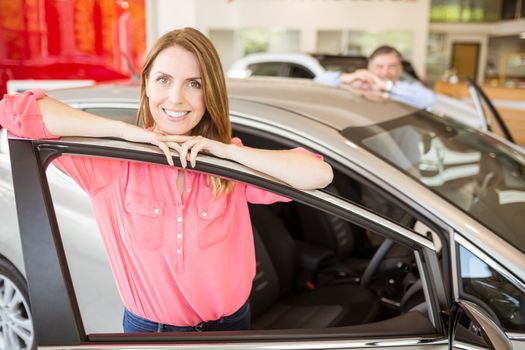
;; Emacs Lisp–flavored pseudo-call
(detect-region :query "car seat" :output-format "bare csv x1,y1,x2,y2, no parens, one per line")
248,204,379,329
296,174,415,281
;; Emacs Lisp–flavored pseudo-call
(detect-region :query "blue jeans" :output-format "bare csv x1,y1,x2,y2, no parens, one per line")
123,302,251,333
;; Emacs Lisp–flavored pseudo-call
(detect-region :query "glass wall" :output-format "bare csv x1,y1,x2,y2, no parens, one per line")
431,0,525,22
238,28,300,56
501,0,518,19
426,33,449,87
346,31,413,59
316,30,413,58
210,28,300,71
486,35,525,86
430,0,500,22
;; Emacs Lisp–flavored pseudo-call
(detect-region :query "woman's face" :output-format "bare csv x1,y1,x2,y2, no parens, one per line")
146,45,206,135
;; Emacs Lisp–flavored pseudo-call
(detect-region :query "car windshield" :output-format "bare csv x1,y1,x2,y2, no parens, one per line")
343,111,525,254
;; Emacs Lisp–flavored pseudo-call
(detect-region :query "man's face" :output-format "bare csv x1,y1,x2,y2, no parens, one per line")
368,52,403,81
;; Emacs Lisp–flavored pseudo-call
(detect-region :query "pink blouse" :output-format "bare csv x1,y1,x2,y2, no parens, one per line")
0,89,296,326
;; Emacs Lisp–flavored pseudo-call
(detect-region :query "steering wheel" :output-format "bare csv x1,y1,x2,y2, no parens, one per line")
360,238,394,287
360,213,415,288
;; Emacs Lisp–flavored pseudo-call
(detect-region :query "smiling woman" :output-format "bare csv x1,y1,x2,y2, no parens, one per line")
0,27,332,335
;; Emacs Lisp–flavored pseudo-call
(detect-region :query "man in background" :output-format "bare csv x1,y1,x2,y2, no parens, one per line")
315,45,436,109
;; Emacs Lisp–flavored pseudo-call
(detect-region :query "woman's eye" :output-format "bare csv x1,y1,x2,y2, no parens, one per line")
188,80,202,89
157,76,169,85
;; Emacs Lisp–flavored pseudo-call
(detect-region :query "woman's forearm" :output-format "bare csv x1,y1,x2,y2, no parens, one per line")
38,96,128,138
224,145,333,190
38,96,157,145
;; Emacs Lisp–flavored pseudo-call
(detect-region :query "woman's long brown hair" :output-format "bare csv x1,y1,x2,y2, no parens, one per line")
137,28,233,198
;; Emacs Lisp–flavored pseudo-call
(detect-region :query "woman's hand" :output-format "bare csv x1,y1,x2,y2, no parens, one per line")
155,135,230,168
119,124,182,166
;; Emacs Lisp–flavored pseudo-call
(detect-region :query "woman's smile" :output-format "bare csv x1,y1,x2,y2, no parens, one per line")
162,108,191,121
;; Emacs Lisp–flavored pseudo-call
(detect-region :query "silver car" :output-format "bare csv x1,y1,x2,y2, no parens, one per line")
0,78,524,349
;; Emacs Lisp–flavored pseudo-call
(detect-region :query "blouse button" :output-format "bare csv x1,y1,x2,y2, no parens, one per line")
176,248,182,254
153,208,160,215
187,187,192,192
177,233,183,239
202,211,208,217
177,217,183,223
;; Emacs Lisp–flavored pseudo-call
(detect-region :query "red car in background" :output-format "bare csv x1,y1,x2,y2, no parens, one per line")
0,0,146,95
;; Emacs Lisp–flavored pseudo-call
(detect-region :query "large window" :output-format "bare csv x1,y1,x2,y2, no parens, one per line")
316,30,413,58
430,0,500,22
426,32,448,87
346,31,413,59
238,28,300,56
431,0,525,22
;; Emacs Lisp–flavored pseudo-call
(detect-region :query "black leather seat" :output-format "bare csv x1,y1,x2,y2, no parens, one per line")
296,182,371,276
297,179,414,278
248,204,379,330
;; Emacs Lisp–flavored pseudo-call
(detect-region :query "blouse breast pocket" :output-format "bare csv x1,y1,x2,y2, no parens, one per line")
196,195,229,249
124,192,167,250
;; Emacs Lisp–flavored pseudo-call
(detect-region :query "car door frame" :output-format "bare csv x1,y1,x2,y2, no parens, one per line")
9,136,452,349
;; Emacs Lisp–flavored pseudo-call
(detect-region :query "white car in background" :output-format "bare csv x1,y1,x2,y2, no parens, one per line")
226,52,421,81
227,52,327,79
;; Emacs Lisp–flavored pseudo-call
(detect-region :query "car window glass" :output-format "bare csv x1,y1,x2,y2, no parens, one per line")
233,127,444,250
459,244,525,332
43,154,435,338
247,62,284,77
0,127,8,155
344,112,525,255
289,64,315,79
46,159,123,333
83,108,137,124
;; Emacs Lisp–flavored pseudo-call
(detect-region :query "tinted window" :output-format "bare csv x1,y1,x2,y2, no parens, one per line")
344,112,525,254
248,63,284,77
289,64,315,79
459,245,525,331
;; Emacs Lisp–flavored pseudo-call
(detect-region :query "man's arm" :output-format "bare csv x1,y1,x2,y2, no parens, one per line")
313,71,343,86
388,81,436,109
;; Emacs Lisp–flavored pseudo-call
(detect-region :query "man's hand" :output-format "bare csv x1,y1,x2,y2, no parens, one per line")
340,69,388,91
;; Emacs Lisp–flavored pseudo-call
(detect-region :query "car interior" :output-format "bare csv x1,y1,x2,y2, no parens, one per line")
232,128,442,332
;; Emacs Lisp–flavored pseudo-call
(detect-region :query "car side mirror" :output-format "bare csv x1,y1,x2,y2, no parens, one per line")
449,299,512,350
